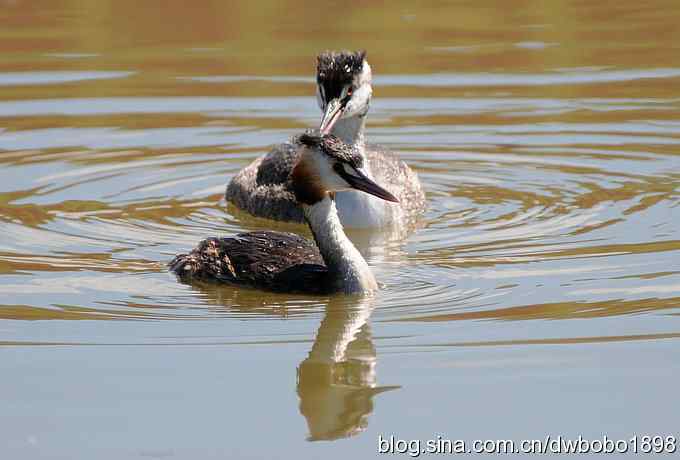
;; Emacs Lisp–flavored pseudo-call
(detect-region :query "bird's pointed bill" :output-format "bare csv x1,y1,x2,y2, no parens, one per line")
319,98,345,135
341,167,399,203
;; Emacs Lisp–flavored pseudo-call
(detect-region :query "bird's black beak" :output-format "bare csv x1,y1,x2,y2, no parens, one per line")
319,97,346,135
335,164,399,203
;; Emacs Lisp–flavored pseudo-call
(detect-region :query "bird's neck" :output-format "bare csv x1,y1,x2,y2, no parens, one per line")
303,195,377,294
330,113,366,151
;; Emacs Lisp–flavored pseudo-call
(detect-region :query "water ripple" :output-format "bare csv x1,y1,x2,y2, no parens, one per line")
0,94,678,328
0,71,134,86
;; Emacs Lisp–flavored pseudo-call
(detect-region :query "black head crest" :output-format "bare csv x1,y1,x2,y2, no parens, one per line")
298,133,363,169
316,50,366,102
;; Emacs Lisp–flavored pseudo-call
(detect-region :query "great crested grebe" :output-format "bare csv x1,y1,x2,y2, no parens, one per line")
171,133,398,294
226,50,425,229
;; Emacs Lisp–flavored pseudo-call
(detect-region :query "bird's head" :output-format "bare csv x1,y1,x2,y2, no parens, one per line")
292,133,397,206
315,50,372,135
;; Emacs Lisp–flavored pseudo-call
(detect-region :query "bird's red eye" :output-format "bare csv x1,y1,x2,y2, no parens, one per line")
347,87,353,96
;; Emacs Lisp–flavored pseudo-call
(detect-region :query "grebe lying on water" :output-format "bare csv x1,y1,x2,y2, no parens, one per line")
171,134,398,294
226,50,425,229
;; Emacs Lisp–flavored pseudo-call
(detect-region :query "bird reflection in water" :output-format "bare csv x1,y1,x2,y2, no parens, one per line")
297,296,399,441
177,283,399,441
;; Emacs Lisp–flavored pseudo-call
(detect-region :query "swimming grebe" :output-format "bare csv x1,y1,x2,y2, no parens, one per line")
171,133,398,294
226,50,425,229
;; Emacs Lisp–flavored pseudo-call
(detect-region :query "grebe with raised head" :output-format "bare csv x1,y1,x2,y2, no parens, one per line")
171,134,398,294
226,50,425,229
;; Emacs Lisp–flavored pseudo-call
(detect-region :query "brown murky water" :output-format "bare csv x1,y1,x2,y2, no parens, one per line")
1,1,679,458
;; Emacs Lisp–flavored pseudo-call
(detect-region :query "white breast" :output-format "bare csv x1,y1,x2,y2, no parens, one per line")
335,190,389,228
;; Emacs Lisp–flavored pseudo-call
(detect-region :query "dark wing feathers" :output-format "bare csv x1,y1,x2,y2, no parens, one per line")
255,141,301,186
170,231,330,293
271,263,329,293
225,141,305,223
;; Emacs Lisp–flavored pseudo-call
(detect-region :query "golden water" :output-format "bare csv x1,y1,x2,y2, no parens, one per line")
1,1,679,458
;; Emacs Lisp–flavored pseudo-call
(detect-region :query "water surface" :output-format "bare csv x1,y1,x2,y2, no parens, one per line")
1,1,679,458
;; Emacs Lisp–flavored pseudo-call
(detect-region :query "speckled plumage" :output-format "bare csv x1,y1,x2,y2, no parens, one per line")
169,231,333,293
226,140,426,225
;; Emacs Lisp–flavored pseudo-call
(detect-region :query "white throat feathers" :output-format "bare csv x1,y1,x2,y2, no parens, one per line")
331,114,367,148
303,195,377,294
